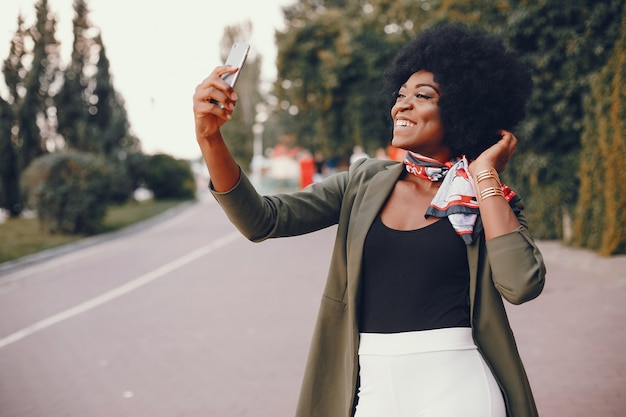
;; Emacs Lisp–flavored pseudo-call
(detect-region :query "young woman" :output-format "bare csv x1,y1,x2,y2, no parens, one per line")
192,22,546,417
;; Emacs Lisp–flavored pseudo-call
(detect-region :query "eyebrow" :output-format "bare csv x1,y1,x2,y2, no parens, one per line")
401,83,441,95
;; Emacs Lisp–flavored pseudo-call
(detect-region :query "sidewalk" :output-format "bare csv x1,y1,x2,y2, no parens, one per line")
506,241,626,417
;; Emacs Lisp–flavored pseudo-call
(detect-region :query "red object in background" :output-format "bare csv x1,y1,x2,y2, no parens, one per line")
300,155,315,188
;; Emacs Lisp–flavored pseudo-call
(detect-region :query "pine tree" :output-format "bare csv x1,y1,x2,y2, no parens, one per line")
90,34,140,158
1,14,27,216
2,14,27,106
17,0,60,169
55,0,92,151
0,96,20,216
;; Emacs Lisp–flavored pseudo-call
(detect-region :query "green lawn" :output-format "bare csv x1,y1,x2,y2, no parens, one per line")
0,199,189,264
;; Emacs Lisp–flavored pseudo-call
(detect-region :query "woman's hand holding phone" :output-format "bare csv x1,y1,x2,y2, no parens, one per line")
193,67,238,140
193,43,250,140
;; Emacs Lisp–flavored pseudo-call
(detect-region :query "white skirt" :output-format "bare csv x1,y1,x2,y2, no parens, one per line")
355,328,506,417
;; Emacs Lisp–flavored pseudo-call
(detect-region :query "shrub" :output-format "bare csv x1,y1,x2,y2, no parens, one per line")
143,153,196,200
21,150,112,234
107,152,149,204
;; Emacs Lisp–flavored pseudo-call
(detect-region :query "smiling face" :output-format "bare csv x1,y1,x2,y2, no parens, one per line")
391,70,451,162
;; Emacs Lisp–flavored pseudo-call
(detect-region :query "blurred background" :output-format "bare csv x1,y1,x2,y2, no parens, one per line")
0,2,624,417
0,0,624,261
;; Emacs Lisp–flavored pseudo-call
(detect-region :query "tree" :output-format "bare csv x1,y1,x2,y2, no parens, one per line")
1,14,27,217
273,0,442,160
402,0,624,248
2,14,27,106
55,0,92,151
90,34,140,159
0,96,20,216
16,0,60,169
573,11,626,255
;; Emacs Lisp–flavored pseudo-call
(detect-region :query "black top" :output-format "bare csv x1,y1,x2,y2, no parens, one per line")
359,216,471,333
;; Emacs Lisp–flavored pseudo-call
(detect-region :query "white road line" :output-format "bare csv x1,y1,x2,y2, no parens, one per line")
0,231,241,349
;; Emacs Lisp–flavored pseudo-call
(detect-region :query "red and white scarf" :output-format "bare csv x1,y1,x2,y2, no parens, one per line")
403,151,518,244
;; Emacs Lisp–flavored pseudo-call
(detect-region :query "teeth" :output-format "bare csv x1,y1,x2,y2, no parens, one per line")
396,119,415,127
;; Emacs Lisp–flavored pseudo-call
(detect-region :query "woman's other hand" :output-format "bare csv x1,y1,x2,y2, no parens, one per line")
470,130,518,175
193,66,239,142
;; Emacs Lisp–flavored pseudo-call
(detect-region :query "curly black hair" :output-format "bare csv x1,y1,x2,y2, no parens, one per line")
382,22,533,160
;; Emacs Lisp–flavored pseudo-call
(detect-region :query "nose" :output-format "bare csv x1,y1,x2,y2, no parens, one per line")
392,95,413,117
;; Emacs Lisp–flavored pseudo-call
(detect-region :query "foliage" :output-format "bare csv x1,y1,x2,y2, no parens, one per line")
0,0,61,217
273,0,450,160
1,0,146,222
108,151,149,204
573,13,626,255
4,0,60,189
0,96,20,216
55,0,91,151
143,154,196,200
89,34,141,159
272,0,625,252
20,150,112,234
495,0,623,239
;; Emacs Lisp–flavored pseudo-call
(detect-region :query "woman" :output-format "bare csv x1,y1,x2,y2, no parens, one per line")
193,22,546,417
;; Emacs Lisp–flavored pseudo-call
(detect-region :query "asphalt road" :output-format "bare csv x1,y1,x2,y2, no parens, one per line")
0,192,624,417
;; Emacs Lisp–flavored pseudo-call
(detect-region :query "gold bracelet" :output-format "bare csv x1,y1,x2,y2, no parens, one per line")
480,186,505,201
475,168,501,187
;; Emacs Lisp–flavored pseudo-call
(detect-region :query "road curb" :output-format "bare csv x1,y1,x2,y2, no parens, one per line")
0,200,197,277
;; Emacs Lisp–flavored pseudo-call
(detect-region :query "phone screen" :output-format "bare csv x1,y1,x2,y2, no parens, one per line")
222,42,250,88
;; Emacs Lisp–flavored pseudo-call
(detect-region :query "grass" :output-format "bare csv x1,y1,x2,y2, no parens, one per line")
0,199,188,264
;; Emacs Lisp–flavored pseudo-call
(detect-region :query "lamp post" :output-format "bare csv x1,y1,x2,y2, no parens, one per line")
250,122,265,187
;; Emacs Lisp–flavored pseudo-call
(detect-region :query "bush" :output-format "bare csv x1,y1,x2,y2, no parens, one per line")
107,152,149,204
143,153,196,200
21,150,112,234
573,15,626,255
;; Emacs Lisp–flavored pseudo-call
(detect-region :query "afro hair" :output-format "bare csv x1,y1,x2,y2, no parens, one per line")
382,22,533,160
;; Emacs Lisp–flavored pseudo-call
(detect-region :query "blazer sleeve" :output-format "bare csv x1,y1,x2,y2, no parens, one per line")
210,167,348,242
484,208,547,305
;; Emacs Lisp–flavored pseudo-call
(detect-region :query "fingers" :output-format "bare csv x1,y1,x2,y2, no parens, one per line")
192,67,241,139
497,129,518,158
193,66,239,115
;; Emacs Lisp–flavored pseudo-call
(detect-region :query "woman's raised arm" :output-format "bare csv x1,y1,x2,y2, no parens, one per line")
193,66,241,192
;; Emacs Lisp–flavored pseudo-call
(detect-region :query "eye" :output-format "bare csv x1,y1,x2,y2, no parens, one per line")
415,93,432,100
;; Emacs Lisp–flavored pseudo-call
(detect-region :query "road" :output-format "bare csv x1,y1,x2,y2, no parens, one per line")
0,192,624,417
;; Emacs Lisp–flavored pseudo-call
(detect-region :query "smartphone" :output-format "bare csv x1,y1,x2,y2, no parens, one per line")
221,42,250,88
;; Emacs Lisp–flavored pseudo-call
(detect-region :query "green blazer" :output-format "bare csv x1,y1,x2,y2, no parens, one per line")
211,158,546,417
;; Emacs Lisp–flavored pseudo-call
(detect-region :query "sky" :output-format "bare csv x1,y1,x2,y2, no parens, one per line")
0,0,296,160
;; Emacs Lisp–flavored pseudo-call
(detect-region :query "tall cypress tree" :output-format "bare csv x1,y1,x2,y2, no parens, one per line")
90,34,139,158
1,15,27,216
17,0,60,169
0,96,20,216
55,0,91,151
2,15,27,106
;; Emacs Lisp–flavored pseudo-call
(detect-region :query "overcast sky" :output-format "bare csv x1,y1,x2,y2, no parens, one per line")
0,0,295,159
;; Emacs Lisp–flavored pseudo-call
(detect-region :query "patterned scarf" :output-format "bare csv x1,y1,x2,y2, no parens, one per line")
403,151,518,244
